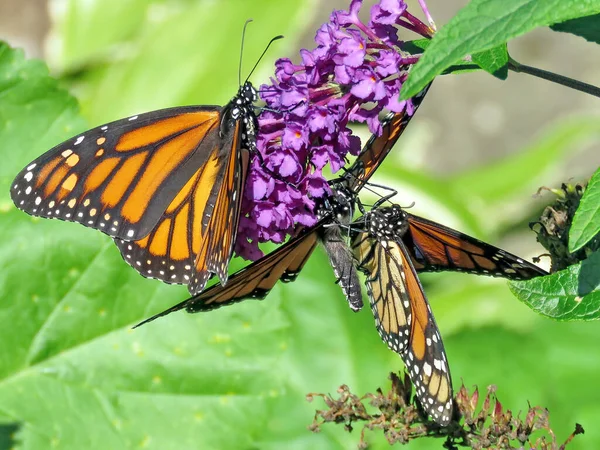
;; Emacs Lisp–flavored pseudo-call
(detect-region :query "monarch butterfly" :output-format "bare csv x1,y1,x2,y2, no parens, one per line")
134,84,432,325
11,90,256,295
350,204,453,424
9,27,291,296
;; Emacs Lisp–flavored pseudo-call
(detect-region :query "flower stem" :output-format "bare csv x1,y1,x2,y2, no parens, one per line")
417,0,437,32
508,57,600,99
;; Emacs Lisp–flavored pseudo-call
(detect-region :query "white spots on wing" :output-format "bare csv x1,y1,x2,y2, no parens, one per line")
26,163,37,171
127,229,135,238
25,186,32,195
74,136,85,145
101,125,108,131
128,115,138,121
24,172,33,182
34,196,42,205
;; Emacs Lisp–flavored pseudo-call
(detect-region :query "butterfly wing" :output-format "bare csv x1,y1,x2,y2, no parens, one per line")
404,213,548,280
134,222,323,327
352,211,453,425
113,118,249,292
12,105,250,294
11,106,222,240
342,83,431,192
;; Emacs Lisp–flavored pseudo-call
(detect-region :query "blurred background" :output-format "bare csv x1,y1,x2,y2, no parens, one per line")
0,0,599,449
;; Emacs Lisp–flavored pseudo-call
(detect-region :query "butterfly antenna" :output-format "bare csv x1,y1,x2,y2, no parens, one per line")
239,19,254,86
245,34,284,83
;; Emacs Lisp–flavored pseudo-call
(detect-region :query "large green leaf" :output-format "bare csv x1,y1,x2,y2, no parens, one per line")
401,0,600,99
509,251,600,320
0,43,85,208
569,166,600,252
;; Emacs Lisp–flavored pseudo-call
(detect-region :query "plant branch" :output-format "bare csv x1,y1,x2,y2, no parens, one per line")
508,57,600,99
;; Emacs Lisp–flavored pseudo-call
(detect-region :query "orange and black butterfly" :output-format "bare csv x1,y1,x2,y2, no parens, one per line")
351,204,453,424
10,82,260,295
134,84,432,325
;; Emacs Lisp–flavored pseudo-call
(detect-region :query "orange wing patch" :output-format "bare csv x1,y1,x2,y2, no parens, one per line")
113,148,221,286
113,121,247,294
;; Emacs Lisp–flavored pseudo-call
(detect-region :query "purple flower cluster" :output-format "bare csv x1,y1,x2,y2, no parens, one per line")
235,0,434,260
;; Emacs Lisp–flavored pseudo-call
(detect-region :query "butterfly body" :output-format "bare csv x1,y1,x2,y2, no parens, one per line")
11,81,259,295
316,184,363,311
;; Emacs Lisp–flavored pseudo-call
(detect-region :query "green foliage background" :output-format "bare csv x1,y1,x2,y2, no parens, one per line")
1,1,600,449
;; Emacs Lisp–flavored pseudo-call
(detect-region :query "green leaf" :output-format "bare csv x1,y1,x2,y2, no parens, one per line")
509,251,600,320
569,166,600,252
0,423,19,450
551,13,600,44
471,44,508,79
401,0,600,99
442,319,600,449
0,42,86,208
401,39,480,75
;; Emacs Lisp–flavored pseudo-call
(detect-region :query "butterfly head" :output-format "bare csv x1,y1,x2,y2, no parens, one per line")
316,185,355,226
368,205,409,240
238,81,258,105
223,81,259,148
